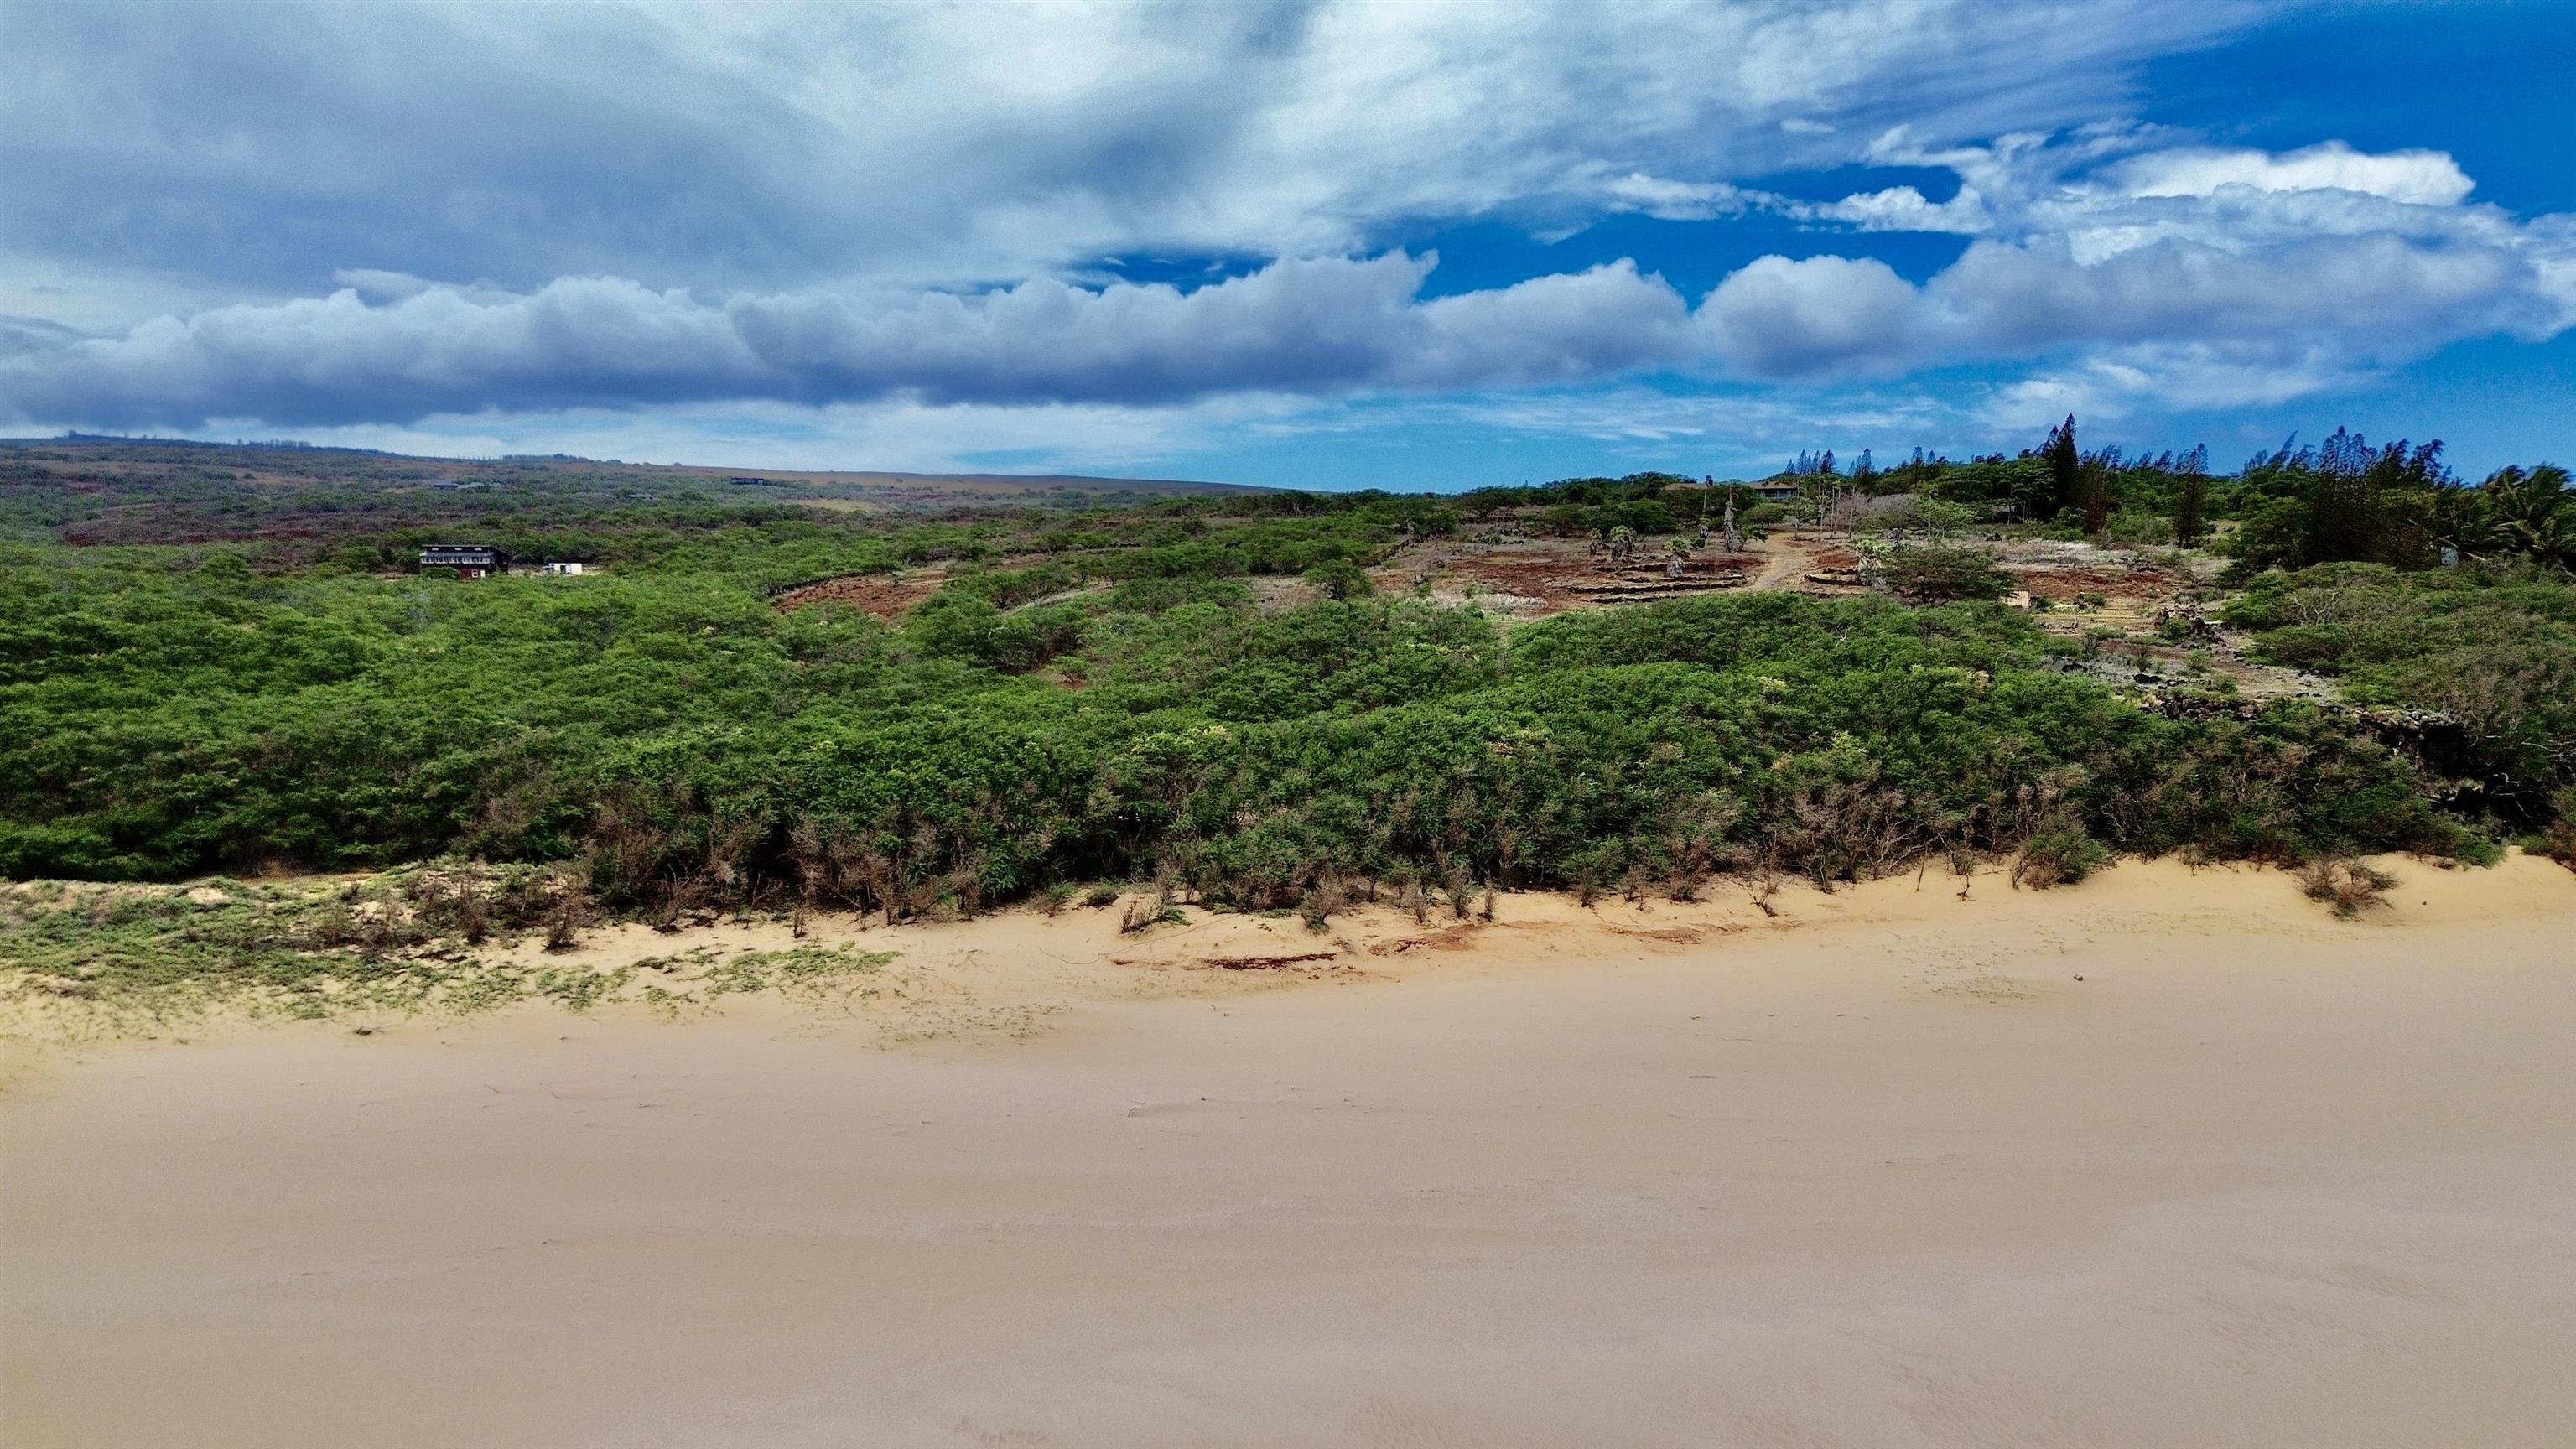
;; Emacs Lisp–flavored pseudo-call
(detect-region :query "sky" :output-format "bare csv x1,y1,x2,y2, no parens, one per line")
2,0,2570,488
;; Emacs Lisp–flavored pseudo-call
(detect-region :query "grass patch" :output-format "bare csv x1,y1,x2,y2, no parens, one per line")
0,868,894,1031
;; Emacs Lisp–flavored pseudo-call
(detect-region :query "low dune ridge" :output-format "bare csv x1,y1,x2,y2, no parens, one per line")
4,854,2573,1446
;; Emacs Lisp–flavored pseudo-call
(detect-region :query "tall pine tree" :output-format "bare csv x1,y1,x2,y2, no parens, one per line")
2174,446,2210,547
2039,414,2080,522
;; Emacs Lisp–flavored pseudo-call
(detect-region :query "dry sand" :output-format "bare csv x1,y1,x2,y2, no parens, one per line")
5,856,2573,1447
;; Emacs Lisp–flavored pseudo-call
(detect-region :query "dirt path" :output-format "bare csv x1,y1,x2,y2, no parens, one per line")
1748,531,1809,589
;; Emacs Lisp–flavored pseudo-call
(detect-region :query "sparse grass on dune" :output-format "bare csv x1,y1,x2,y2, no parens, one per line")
0,866,893,1032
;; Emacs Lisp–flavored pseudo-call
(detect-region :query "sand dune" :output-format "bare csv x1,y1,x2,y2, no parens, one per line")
4,856,2573,1446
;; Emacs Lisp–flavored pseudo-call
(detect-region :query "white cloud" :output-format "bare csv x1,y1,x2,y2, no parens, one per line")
1698,255,1926,377
1765,127,2576,407
2108,142,2475,205
290,397,1238,475
1593,173,1764,221
1800,184,1993,234
1322,386,1950,453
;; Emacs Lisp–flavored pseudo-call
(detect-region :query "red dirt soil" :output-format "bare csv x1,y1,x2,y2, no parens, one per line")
771,571,947,618
2007,563,2173,603
1378,539,1763,615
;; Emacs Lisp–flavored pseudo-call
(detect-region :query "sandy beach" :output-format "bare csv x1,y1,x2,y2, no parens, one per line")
5,855,2573,1447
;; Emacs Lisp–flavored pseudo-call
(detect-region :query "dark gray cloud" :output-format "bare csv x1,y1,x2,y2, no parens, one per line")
4,0,2275,308
0,255,1701,427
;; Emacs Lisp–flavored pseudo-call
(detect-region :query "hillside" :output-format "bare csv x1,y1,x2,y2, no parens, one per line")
0,435,1255,549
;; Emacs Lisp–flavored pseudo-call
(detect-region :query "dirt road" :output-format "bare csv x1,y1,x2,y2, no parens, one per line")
1749,530,1809,589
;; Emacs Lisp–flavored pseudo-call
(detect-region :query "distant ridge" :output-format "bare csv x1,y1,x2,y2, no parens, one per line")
1,433,1261,496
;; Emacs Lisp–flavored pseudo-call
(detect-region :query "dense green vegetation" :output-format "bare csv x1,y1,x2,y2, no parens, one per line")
2226,563,2576,823
0,532,2470,911
3,427,2568,948
1767,421,2570,577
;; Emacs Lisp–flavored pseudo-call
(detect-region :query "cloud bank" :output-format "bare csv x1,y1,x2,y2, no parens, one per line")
8,130,2567,430
2,0,2568,463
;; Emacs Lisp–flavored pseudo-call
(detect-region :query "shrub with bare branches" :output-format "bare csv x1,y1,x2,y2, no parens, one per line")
2297,856,2395,917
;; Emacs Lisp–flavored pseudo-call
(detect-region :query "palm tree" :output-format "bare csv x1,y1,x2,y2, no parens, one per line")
2447,465,2572,568
2489,465,2572,569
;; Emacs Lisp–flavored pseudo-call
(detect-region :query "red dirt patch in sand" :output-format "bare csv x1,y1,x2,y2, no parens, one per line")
1368,923,1491,954
1191,951,1348,972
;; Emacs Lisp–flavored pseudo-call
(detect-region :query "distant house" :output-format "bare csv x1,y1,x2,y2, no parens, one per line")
1748,481,1803,503
419,544,503,579
539,561,587,576
726,475,775,486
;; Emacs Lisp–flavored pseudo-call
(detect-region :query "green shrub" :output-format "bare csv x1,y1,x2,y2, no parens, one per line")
0,499,2513,911
2012,816,2109,888
2104,511,2175,546
1304,558,1374,600
1879,544,2011,603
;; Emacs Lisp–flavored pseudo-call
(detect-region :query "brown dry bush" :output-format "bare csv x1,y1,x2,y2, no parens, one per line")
456,885,490,945
1765,776,1921,890
2540,788,2576,873
543,906,583,952
2297,856,2396,917
1738,847,1786,917
1297,875,1348,932
1619,864,1653,906
1657,792,1743,902
2542,818,2576,872
1118,880,1183,934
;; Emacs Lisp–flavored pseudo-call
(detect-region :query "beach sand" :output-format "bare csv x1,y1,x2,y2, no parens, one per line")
4,856,2573,1446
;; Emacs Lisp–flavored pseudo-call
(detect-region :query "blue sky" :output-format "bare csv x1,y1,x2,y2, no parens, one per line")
3,0,2569,487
